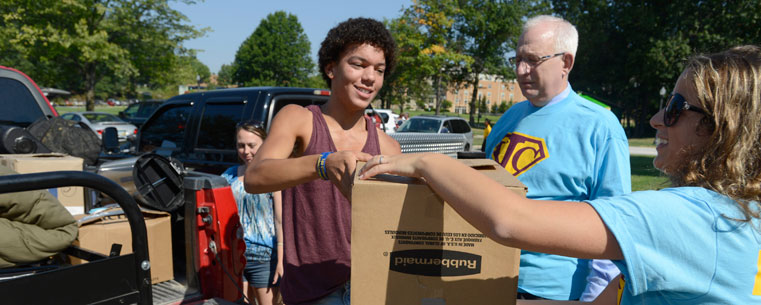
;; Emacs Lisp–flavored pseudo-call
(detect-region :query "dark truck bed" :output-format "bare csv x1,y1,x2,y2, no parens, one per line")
0,171,153,305
0,164,247,305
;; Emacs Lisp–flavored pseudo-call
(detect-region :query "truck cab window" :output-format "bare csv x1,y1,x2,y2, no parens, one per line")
196,102,245,150
0,78,46,127
139,105,191,153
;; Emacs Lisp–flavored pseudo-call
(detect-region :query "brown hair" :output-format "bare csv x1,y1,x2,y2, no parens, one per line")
235,121,267,163
671,45,761,222
236,121,266,141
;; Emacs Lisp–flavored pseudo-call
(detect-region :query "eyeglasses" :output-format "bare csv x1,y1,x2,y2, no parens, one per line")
509,52,565,68
236,120,264,130
663,93,708,127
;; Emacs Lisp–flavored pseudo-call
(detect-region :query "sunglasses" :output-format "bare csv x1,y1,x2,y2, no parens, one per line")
663,93,708,127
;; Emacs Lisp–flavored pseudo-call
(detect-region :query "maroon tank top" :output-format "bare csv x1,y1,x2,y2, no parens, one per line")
281,105,380,304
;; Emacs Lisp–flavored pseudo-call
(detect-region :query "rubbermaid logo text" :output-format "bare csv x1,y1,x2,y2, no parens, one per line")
389,249,481,276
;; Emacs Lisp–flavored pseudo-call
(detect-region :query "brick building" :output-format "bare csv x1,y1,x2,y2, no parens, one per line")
444,74,526,114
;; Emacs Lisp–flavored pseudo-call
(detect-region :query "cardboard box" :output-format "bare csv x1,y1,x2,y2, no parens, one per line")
352,159,526,305
72,208,174,284
0,153,84,208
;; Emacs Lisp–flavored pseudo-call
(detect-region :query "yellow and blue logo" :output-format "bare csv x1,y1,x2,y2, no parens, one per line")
491,132,549,176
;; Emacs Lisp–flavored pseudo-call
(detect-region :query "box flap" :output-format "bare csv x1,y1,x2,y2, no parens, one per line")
0,153,71,160
353,159,526,190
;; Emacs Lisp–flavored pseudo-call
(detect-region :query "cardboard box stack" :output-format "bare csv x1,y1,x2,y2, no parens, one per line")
0,153,84,214
71,208,174,284
352,159,526,305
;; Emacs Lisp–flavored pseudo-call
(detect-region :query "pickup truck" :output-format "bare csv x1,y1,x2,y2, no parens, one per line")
0,66,245,305
136,86,469,174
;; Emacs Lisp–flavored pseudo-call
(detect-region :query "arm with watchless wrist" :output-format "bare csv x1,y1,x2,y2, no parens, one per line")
244,105,325,194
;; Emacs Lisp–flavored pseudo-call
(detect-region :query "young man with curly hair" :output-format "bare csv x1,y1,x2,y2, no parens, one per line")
245,18,400,305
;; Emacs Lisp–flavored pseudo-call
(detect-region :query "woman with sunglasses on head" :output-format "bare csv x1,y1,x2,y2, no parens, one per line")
221,121,283,305
245,18,400,305
359,45,761,304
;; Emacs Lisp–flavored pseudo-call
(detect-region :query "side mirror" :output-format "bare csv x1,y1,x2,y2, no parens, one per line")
102,127,120,153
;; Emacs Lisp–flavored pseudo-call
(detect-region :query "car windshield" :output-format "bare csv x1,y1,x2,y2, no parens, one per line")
396,117,441,133
83,113,123,123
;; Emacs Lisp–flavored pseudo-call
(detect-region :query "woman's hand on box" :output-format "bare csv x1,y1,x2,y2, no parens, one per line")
358,153,432,180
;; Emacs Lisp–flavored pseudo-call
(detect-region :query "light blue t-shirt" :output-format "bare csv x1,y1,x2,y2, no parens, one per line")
588,187,761,304
485,87,631,300
221,165,277,262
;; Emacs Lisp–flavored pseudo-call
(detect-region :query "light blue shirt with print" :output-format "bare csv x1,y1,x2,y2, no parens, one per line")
222,165,277,262
484,85,631,300
588,187,761,304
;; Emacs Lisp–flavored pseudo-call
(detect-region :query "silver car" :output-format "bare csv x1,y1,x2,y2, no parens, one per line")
396,115,474,151
60,112,138,141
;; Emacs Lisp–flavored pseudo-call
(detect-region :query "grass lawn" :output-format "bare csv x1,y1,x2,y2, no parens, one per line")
55,106,127,116
628,137,655,147
630,155,669,191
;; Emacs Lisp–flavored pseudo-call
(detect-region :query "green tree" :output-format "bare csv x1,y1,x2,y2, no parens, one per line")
553,0,761,136
498,101,509,113
441,100,453,111
416,100,428,110
478,96,488,114
386,0,472,115
232,11,313,87
454,0,549,124
305,74,328,89
217,63,235,87
0,0,204,110
380,17,428,111
172,55,211,87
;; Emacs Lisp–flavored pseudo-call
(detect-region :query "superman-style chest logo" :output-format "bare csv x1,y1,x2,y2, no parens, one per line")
491,132,549,176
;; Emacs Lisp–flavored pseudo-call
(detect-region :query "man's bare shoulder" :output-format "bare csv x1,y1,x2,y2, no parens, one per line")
276,104,313,120
378,130,402,155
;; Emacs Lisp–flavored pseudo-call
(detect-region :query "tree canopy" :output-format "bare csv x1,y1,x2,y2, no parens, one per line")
554,0,761,136
383,0,472,114
0,0,205,109
385,0,547,116
454,0,548,123
232,11,313,87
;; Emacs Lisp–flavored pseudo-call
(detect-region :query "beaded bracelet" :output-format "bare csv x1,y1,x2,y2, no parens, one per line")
316,152,332,180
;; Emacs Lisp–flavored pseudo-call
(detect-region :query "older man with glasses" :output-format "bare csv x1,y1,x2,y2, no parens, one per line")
483,15,631,302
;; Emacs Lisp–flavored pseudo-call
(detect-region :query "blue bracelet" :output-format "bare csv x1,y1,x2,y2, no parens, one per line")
317,152,332,180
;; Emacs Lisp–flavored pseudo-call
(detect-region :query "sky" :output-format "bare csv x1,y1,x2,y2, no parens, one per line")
172,0,413,74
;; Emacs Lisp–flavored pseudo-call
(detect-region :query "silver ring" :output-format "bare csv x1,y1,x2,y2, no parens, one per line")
379,155,384,164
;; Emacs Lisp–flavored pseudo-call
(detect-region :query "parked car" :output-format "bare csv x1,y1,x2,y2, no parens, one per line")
396,115,474,151
118,99,163,127
60,112,137,141
365,108,398,133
